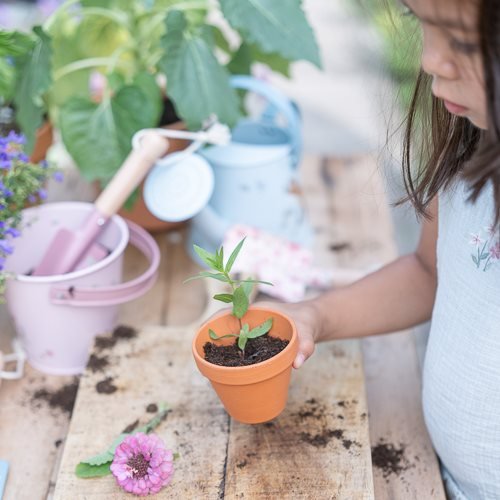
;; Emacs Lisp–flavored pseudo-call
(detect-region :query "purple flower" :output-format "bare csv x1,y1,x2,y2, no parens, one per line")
0,240,14,255
0,159,11,170
110,433,174,496
5,228,20,238
27,194,37,204
53,171,64,182
38,189,47,200
37,0,64,18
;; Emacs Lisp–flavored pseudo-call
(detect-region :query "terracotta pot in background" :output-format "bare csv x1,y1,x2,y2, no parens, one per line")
192,307,298,424
30,122,53,163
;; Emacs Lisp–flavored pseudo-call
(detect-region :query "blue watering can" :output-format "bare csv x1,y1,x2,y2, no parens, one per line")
144,75,313,260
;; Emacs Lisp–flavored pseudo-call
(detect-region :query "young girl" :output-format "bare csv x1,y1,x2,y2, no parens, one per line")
273,0,500,498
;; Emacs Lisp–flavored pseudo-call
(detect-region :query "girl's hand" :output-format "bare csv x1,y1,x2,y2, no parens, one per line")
256,299,322,369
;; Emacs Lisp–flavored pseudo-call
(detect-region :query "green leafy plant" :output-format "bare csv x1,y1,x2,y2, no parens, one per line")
186,237,273,356
2,0,321,187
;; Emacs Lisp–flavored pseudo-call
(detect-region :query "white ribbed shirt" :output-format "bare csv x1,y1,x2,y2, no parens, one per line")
423,180,500,499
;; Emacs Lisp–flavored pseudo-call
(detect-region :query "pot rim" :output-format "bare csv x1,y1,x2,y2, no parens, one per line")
10,202,129,284
192,306,298,385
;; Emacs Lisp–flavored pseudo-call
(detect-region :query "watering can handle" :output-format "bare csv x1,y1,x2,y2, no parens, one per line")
230,75,302,170
49,221,160,307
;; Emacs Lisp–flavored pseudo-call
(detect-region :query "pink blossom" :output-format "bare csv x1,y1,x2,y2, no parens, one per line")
469,233,483,246
110,433,174,496
489,243,500,260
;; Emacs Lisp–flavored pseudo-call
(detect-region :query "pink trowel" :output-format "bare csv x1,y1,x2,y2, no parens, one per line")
33,133,169,276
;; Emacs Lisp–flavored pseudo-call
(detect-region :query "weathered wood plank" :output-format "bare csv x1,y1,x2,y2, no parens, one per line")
222,156,374,499
322,156,446,499
224,340,373,500
0,354,74,500
53,324,229,499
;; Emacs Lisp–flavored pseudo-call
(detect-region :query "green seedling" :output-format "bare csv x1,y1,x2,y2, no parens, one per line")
185,238,273,356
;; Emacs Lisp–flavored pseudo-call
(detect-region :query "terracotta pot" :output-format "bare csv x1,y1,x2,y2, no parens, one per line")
30,122,53,163
192,307,298,424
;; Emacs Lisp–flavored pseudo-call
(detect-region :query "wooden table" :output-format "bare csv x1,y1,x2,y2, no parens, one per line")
0,155,446,499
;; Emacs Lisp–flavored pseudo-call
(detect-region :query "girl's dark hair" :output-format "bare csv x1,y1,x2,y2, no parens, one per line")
402,0,500,222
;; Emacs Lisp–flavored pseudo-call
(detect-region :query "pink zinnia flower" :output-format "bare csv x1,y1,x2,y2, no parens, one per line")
110,433,174,496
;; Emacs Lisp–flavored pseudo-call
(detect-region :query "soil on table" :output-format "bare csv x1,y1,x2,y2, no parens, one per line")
371,440,412,478
32,378,79,415
203,333,289,367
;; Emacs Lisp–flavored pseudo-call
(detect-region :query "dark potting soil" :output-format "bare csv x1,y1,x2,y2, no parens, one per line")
122,419,139,433
371,440,411,478
146,403,158,413
95,377,117,394
86,353,110,373
32,378,79,415
95,324,137,351
203,334,289,367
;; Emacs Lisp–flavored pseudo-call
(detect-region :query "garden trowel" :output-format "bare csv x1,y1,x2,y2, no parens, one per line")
33,121,231,276
33,132,169,276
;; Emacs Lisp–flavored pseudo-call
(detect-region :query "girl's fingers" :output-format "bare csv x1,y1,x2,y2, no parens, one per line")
293,335,315,369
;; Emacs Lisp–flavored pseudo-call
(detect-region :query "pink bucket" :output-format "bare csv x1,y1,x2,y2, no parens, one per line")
4,202,160,375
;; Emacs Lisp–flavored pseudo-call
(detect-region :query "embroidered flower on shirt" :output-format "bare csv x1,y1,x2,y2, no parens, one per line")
470,228,500,271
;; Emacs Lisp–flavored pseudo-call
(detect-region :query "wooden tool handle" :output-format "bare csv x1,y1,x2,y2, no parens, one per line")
95,133,169,217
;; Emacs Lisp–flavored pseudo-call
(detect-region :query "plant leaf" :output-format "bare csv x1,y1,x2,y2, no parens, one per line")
232,285,249,319
247,318,273,338
80,450,114,467
159,10,240,129
241,280,254,300
239,279,273,287
480,252,490,260
238,333,248,351
227,42,290,77
75,462,112,478
59,85,158,183
213,293,233,303
184,271,229,283
13,26,52,152
472,255,479,265
225,237,245,274
132,71,163,126
193,245,218,269
219,0,321,67
0,30,34,57
209,329,237,340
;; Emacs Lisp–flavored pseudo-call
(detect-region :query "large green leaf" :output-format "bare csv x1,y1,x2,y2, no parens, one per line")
159,10,240,129
59,85,157,182
227,42,290,77
0,58,16,101
13,26,52,152
219,0,320,67
133,71,163,126
0,30,34,57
